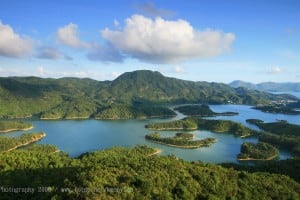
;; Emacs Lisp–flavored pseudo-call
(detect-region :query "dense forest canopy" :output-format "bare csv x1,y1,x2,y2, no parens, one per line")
146,117,259,137
0,146,299,199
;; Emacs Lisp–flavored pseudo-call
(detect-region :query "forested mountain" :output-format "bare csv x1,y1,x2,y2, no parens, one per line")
229,80,300,92
0,70,297,119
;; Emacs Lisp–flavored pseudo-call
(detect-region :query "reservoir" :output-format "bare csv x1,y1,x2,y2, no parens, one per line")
2,104,299,163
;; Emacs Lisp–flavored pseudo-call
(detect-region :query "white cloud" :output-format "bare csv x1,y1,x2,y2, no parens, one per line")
111,71,121,78
36,66,45,75
267,66,284,74
174,66,185,73
56,23,90,48
87,44,124,62
135,2,175,18
114,19,119,27
101,15,235,64
0,21,33,57
37,46,61,59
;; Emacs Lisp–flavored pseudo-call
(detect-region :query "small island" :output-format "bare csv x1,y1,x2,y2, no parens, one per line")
146,117,259,137
0,121,33,133
174,105,238,117
237,142,279,160
246,119,300,157
252,105,300,115
0,132,46,152
145,132,217,148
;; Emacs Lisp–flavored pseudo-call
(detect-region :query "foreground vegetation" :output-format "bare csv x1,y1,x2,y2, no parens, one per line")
0,121,33,133
174,104,238,116
0,146,299,199
237,142,279,160
0,132,46,152
20,144,59,154
146,117,259,137
247,119,300,157
145,132,216,148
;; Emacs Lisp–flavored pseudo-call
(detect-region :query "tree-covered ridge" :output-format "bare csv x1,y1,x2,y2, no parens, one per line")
237,142,279,160
246,119,300,157
246,119,300,136
20,144,59,154
0,146,299,199
95,105,176,119
221,159,300,183
0,132,45,152
145,132,216,148
146,117,259,137
0,121,33,132
253,105,300,115
174,104,238,116
229,80,300,92
0,70,297,119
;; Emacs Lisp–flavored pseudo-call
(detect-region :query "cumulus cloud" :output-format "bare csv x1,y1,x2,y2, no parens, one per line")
135,2,175,18
101,15,235,64
0,21,33,57
173,66,185,73
36,46,73,60
267,66,284,74
37,46,61,59
56,23,90,48
87,44,124,62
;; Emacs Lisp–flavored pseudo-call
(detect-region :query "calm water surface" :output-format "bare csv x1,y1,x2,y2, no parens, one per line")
2,104,299,163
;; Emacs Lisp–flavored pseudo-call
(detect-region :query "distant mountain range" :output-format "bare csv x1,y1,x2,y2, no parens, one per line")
229,80,300,92
0,70,298,119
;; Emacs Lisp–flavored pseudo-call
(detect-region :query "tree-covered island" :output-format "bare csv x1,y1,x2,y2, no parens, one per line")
237,142,279,160
174,104,238,116
145,132,216,148
146,117,259,137
252,105,300,115
246,119,300,157
0,121,33,133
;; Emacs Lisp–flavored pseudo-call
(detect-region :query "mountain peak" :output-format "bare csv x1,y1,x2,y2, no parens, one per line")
115,70,163,80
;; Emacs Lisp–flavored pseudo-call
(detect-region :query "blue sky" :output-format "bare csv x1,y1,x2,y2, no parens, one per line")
0,0,299,83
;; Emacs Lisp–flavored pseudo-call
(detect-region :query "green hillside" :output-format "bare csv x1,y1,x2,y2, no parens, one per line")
0,70,296,119
0,146,299,199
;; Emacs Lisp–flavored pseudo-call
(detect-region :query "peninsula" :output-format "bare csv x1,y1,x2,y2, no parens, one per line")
237,142,279,160
174,105,238,117
0,121,33,133
0,132,46,152
146,117,259,137
145,132,216,148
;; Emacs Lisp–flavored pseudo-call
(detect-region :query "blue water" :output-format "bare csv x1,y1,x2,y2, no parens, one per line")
1,104,298,163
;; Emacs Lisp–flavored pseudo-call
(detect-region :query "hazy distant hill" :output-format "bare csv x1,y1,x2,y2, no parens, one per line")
229,80,300,92
0,70,297,118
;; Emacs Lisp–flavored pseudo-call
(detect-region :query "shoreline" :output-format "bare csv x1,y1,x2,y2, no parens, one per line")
238,154,278,161
95,114,177,120
146,127,197,131
4,133,46,152
0,126,34,133
147,148,162,157
146,138,217,149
